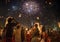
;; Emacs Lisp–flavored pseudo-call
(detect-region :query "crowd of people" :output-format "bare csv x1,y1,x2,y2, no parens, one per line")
0,16,60,42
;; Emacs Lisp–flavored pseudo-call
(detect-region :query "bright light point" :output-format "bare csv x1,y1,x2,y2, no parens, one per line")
37,17,39,20
12,6,15,9
31,22,33,26
25,3,29,6
25,28,28,31
19,14,21,17
49,2,52,5
12,6,18,11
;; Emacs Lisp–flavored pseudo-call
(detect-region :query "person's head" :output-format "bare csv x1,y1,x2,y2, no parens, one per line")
16,22,21,29
8,17,14,23
34,24,38,28
8,18,12,23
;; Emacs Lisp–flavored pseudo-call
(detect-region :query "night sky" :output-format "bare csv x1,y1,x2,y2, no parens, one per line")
0,0,60,26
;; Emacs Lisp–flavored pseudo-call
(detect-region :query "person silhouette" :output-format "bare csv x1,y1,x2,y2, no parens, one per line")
21,27,25,42
4,17,17,42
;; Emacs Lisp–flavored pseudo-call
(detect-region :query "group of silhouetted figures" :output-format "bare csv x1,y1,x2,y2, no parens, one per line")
3,17,26,42
1,17,51,42
1,17,60,42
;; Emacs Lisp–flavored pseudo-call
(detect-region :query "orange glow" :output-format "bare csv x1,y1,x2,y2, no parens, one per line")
58,22,60,28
